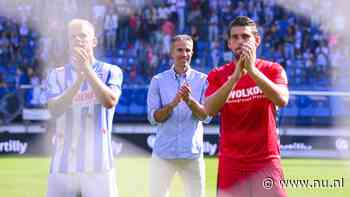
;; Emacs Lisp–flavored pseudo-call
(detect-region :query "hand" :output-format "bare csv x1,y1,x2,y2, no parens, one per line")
179,83,192,104
170,90,183,108
240,40,257,73
72,47,92,73
230,57,245,80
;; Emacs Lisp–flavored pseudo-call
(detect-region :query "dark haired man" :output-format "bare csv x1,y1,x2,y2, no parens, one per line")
204,16,289,197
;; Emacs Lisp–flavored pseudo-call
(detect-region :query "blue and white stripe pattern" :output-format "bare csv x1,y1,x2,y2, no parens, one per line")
46,61,123,173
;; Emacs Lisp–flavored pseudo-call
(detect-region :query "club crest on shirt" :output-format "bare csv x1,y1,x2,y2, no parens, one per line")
227,86,264,103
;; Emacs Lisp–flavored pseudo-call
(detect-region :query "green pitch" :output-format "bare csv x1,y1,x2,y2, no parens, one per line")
0,156,349,197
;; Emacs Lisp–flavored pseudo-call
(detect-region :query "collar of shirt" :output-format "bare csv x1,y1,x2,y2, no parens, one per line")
170,65,194,82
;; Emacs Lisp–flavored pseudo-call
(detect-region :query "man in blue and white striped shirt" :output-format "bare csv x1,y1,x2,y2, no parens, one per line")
46,19,122,197
147,34,210,197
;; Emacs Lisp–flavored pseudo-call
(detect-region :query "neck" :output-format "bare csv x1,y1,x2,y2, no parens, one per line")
174,64,189,74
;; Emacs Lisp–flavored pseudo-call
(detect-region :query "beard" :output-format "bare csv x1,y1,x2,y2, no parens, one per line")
234,48,243,60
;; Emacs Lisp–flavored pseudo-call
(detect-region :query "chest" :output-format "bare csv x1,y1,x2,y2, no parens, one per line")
158,77,204,106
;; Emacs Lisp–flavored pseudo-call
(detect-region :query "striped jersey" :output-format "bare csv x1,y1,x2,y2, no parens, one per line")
46,61,123,173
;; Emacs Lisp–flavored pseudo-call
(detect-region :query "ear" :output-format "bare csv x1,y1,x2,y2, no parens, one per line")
170,48,175,59
254,34,261,48
227,38,233,51
92,36,98,48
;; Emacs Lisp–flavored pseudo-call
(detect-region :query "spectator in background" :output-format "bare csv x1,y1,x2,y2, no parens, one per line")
15,67,30,88
208,10,219,42
147,34,210,197
104,6,118,51
0,73,8,100
28,67,42,107
0,0,343,116
176,0,186,32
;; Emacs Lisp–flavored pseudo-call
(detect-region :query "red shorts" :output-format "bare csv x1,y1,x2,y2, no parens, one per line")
217,158,287,197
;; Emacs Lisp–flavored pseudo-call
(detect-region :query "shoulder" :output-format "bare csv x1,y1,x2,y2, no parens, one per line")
258,59,284,71
190,68,207,80
207,62,232,81
152,69,172,81
47,65,68,79
101,62,123,74
100,62,123,82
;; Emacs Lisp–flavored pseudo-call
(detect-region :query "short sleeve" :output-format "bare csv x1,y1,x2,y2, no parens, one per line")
45,69,62,100
106,65,123,98
270,63,288,87
204,69,221,97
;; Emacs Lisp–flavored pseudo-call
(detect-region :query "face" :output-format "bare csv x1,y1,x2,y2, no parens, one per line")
68,23,97,54
227,26,260,58
171,39,193,68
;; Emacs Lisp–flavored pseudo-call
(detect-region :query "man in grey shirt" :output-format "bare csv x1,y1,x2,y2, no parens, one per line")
147,34,210,197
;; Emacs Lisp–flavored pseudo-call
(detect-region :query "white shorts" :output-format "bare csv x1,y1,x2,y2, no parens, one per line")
46,169,117,197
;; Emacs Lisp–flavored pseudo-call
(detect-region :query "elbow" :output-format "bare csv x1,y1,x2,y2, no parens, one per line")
204,103,217,117
103,101,116,109
103,97,118,109
276,98,288,107
207,110,217,117
48,107,63,119
47,102,59,118
153,116,165,123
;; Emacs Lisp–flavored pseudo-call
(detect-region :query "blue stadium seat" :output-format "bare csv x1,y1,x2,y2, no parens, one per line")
297,96,314,117
128,102,145,115
116,88,133,114
313,96,331,117
130,88,147,115
281,95,298,117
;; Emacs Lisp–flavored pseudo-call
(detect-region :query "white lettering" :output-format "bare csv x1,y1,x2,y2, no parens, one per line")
246,87,254,95
0,140,28,154
242,89,248,97
253,87,261,94
20,142,28,154
236,90,242,98
228,86,263,102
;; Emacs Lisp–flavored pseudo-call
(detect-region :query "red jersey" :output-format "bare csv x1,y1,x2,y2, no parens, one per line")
205,59,288,173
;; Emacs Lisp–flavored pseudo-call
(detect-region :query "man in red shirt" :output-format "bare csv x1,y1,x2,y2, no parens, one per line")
204,16,289,197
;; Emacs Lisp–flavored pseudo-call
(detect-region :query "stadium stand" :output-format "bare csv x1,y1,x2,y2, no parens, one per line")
0,0,349,125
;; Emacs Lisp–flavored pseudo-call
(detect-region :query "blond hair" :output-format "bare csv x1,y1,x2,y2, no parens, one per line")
68,18,95,37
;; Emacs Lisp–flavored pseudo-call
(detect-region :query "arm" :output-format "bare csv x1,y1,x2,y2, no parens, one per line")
84,65,119,108
247,68,289,107
180,84,208,121
242,41,289,107
73,47,119,109
147,76,181,124
185,98,207,120
204,61,244,116
153,99,180,123
48,75,84,118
